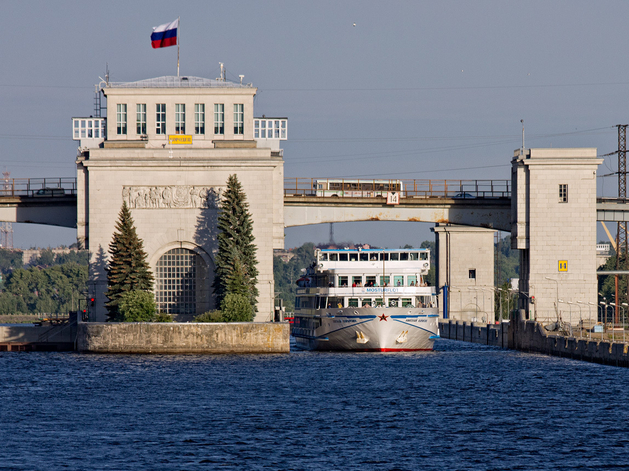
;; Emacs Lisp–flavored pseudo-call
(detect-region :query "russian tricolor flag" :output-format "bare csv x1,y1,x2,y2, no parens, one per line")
151,19,178,49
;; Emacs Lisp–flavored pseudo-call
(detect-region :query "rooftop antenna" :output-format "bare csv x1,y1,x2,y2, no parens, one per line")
520,119,525,155
239,74,244,85
105,63,110,86
218,62,225,81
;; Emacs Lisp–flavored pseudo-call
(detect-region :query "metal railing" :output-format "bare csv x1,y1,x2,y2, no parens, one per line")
0,178,77,197
284,178,511,199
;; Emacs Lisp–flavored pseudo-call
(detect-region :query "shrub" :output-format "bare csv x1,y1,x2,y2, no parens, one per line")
117,290,156,322
154,313,173,323
220,293,254,322
194,310,224,322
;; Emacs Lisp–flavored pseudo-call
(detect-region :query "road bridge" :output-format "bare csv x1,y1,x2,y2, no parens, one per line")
0,178,77,228
2,177,629,230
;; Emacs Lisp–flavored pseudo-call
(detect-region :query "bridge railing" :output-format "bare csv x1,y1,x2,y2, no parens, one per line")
284,178,511,198
0,178,77,197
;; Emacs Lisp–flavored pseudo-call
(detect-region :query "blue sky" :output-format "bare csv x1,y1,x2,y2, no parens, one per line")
1,0,627,248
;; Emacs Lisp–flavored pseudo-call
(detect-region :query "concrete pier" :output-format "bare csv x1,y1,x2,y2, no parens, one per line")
0,321,77,352
77,322,290,354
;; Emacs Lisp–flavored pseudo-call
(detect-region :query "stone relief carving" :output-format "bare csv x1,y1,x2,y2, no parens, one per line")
123,186,224,209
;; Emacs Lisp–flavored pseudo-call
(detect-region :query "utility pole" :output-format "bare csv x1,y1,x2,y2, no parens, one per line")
616,124,628,325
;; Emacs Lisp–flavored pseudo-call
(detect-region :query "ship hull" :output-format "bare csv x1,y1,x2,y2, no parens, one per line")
292,307,439,351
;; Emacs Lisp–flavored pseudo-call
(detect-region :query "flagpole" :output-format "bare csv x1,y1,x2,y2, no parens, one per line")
177,16,180,77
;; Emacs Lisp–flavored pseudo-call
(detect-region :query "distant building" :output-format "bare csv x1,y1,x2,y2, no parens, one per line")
596,242,612,267
273,250,295,263
73,73,287,321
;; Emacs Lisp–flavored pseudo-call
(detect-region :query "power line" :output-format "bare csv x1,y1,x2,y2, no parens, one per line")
260,82,629,93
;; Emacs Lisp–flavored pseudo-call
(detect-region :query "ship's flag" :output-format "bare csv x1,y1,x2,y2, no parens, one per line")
151,19,178,49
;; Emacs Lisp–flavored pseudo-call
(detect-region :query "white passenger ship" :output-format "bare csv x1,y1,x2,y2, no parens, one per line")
292,248,440,351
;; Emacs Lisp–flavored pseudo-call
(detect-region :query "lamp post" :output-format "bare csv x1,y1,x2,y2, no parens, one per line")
616,303,627,343
467,287,478,322
588,301,596,339
450,286,462,320
599,300,608,339
576,301,586,338
545,277,559,322
610,302,618,343
558,299,565,324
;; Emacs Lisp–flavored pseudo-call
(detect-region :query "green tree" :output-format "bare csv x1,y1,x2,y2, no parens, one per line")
105,202,154,321
0,263,87,315
220,292,254,322
0,249,22,275
213,174,259,312
118,290,156,322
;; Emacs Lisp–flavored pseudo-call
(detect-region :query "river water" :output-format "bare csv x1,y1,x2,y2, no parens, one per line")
0,340,628,471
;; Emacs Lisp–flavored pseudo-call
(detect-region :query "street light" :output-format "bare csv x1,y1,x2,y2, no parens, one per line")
587,301,596,339
467,287,479,322
545,277,559,322
610,302,618,343
615,303,627,343
576,301,587,337
599,300,608,337
566,301,578,337
450,286,462,320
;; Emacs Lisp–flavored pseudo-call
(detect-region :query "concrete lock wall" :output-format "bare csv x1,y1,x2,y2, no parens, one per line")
0,323,77,351
77,322,290,354
439,320,509,348
510,310,629,367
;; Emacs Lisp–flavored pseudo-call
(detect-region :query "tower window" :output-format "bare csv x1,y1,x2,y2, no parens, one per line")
469,269,476,279
234,104,244,135
175,104,185,134
195,104,205,135
156,104,166,135
214,104,224,135
136,104,146,135
559,184,568,203
116,104,127,135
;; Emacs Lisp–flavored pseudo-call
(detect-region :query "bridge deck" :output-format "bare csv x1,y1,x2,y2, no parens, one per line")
0,177,626,229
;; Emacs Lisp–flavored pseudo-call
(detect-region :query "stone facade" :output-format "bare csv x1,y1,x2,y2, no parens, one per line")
512,148,602,323
76,76,284,321
432,224,496,322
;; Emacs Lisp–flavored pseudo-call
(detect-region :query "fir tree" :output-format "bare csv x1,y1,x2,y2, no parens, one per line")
213,174,259,312
105,202,154,321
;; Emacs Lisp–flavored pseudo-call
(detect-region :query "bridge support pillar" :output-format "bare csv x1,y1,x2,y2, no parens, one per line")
511,148,603,325
432,224,495,323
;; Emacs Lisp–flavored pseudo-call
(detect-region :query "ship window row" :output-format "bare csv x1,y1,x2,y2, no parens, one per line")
320,252,427,262
295,295,434,309
336,275,424,287
254,119,287,139
111,102,245,137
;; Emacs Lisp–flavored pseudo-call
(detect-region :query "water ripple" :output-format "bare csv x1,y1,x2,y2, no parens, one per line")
0,340,628,470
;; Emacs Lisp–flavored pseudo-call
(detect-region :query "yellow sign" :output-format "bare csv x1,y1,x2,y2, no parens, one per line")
168,135,192,145
558,260,568,272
